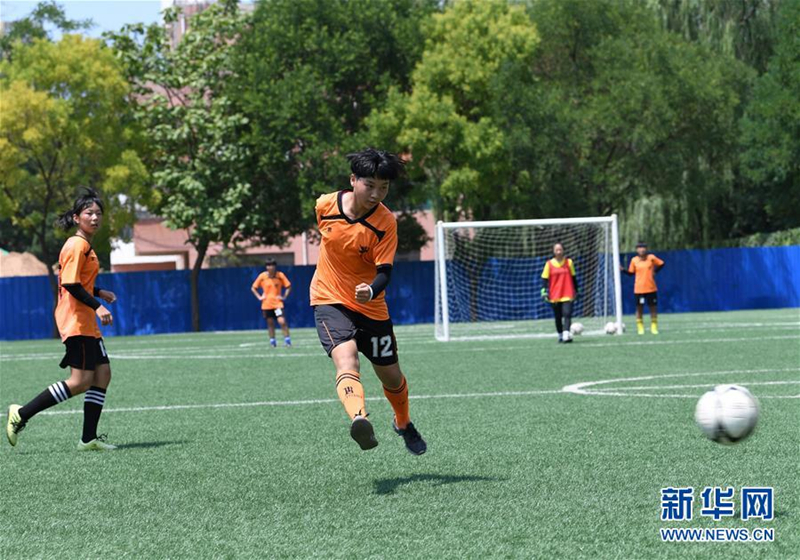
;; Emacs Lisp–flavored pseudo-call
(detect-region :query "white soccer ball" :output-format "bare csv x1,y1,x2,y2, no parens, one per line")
570,322,584,336
695,384,759,444
604,322,617,335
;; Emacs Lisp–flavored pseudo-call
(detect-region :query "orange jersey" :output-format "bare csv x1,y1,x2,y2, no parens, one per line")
310,190,398,320
542,258,576,302
252,271,291,310
54,236,101,341
628,254,664,294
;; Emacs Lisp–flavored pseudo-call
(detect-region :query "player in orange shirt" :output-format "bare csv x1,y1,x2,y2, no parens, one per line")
622,242,665,335
541,243,579,343
311,148,426,455
251,258,292,347
6,189,118,450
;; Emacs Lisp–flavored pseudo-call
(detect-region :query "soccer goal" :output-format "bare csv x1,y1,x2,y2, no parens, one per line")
434,216,623,341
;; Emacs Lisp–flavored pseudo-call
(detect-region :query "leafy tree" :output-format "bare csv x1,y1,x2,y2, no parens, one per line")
233,0,437,230
106,0,305,331
740,0,800,230
367,0,541,222
648,0,783,74
371,0,755,249
0,35,151,298
0,0,92,61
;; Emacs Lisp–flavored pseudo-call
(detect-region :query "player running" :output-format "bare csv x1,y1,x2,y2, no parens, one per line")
251,258,292,347
541,243,579,343
622,242,665,335
311,148,426,455
6,189,117,450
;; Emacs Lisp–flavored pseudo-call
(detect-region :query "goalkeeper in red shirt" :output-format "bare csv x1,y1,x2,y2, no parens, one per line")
541,243,579,343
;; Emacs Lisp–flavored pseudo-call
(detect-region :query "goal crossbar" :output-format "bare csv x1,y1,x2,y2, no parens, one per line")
437,216,616,229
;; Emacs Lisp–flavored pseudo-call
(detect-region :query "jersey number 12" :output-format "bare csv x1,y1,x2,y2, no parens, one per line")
370,335,393,358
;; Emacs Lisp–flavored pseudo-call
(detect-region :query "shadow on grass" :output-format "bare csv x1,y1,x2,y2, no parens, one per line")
115,440,189,450
374,473,501,495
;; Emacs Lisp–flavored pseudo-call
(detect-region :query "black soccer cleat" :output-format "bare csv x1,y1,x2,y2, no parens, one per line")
350,416,378,451
392,419,427,456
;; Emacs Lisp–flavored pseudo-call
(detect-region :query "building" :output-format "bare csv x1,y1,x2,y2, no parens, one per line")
111,210,436,272
161,0,255,49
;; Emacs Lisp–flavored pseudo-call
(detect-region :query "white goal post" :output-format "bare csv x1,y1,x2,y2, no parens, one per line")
434,215,624,341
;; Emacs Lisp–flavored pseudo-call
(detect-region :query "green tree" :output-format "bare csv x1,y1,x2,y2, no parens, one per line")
0,34,151,298
107,0,304,331
233,0,437,232
740,0,800,230
648,0,783,75
367,0,540,222
0,0,92,61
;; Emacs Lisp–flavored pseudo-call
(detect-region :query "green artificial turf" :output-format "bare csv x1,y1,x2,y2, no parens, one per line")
1,308,798,558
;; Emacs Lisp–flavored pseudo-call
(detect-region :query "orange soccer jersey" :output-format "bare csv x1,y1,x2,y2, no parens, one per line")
252,271,291,310
310,190,398,320
628,254,665,294
54,236,101,341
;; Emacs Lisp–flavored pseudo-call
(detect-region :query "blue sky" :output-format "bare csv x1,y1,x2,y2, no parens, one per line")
1,1,165,38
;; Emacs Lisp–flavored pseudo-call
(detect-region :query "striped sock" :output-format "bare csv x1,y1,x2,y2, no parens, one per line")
383,375,410,429
19,381,72,421
336,370,366,420
82,386,107,443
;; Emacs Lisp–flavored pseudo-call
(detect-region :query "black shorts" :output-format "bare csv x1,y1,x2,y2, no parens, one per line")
314,304,398,366
59,336,110,370
635,292,658,306
262,308,285,319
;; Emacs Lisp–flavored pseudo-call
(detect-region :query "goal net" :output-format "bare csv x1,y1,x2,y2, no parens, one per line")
434,216,623,341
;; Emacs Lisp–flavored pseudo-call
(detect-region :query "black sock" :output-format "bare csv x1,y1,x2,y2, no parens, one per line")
19,381,72,421
82,386,107,443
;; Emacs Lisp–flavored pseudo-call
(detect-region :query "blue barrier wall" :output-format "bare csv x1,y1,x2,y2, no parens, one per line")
619,246,800,314
0,261,435,340
1,247,797,340
196,261,434,332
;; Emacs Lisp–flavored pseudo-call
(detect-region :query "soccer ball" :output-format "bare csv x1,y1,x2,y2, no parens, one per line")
604,322,617,335
570,322,584,336
695,385,759,444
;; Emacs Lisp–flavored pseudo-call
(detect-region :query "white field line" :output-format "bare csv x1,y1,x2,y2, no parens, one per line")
4,318,797,354
2,334,798,363
562,368,800,399
0,389,564,417
591,380,800,391
1,368,797,420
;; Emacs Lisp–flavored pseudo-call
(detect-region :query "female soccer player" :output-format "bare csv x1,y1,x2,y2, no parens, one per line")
541,243,579,343
6,189,117,450
311,148,426,455
251,258,292,347
622,242,665,335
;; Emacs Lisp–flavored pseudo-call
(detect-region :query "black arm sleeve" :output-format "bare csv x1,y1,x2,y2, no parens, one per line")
63,283,102,311
93,286,103,297
369,265,393,299
572,273,579,293
542,277,549,290
655,262,665,272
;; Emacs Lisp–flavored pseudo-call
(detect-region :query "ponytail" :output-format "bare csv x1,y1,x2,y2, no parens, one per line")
56,209,77,231
56,188,104,231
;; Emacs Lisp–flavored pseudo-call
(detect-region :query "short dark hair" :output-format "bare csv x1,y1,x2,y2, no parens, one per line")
636,242,647,248
265,258,277,266
346,148,405,181
56,188,104,231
